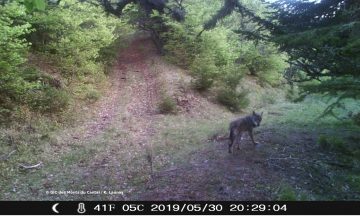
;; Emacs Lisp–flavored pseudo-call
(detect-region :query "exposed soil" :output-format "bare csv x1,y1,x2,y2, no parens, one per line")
140,144,278,200
69,36,160,141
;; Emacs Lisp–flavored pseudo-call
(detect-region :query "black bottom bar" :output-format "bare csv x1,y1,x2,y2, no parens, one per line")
0,201,359,215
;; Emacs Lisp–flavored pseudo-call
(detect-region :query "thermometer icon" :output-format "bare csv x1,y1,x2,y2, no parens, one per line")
77,203,86,214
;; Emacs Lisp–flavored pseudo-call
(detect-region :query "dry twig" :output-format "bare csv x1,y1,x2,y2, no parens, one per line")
19,162,43,169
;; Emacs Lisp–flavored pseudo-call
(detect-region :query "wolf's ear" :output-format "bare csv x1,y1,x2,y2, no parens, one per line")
253,111,256,115
261,111,263,116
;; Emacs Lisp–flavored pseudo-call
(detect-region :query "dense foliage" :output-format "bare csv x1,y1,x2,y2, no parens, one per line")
271,0,360,116
0,2,34,119
2,0,359,116
0,0,288,115
272,1,359,82
158,0,287,111
29,0,122,78
199,0,359,115
97,0,185,21
0,0,130,121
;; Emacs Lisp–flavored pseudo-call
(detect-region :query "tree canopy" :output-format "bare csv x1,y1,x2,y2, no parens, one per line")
198,0,359,115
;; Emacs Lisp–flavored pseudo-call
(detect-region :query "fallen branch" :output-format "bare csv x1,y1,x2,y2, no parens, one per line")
19,162,43,169
0,150,16,161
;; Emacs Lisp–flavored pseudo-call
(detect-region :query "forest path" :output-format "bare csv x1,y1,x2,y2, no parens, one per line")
69,36,160,142
69,36,166,199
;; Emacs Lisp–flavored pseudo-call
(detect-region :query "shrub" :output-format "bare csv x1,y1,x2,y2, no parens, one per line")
216,88,249,112
239,43,287,86
190,55,218,91
28,0,122,77
0,2,34,113
158,95,177,114
22,67,63,88
162,14,237,81
162,21,200,68
192,75,215,92
220,64,244,90
73,84,102,102
27,87,70,113
85,88,101,102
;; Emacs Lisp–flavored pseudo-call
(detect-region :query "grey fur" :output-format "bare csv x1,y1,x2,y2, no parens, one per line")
228,111,263,153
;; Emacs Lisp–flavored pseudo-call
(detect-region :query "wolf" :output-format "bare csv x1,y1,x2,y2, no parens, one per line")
228,111,263,153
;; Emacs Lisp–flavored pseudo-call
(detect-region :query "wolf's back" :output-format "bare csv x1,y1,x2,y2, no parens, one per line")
230,117,245,129
230,116,254,130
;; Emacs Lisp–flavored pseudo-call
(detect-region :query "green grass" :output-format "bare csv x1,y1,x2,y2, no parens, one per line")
1,83,360,200
277,185,297,201
264,96,360,129
150,114,230,168
262,95,360,200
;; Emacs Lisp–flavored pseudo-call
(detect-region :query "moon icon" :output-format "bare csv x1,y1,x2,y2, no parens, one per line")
52,203,60,214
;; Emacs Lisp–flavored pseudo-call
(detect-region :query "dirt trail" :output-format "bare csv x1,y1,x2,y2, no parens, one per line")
121,37,160,146
70,36,160,142
49,36,166,200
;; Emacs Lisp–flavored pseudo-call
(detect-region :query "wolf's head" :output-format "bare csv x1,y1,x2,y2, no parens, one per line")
251,111,263,127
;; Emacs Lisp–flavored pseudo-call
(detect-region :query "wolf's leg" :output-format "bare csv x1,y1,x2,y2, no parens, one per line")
236,132,243,150
229,127,236,153
248,129,258,146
